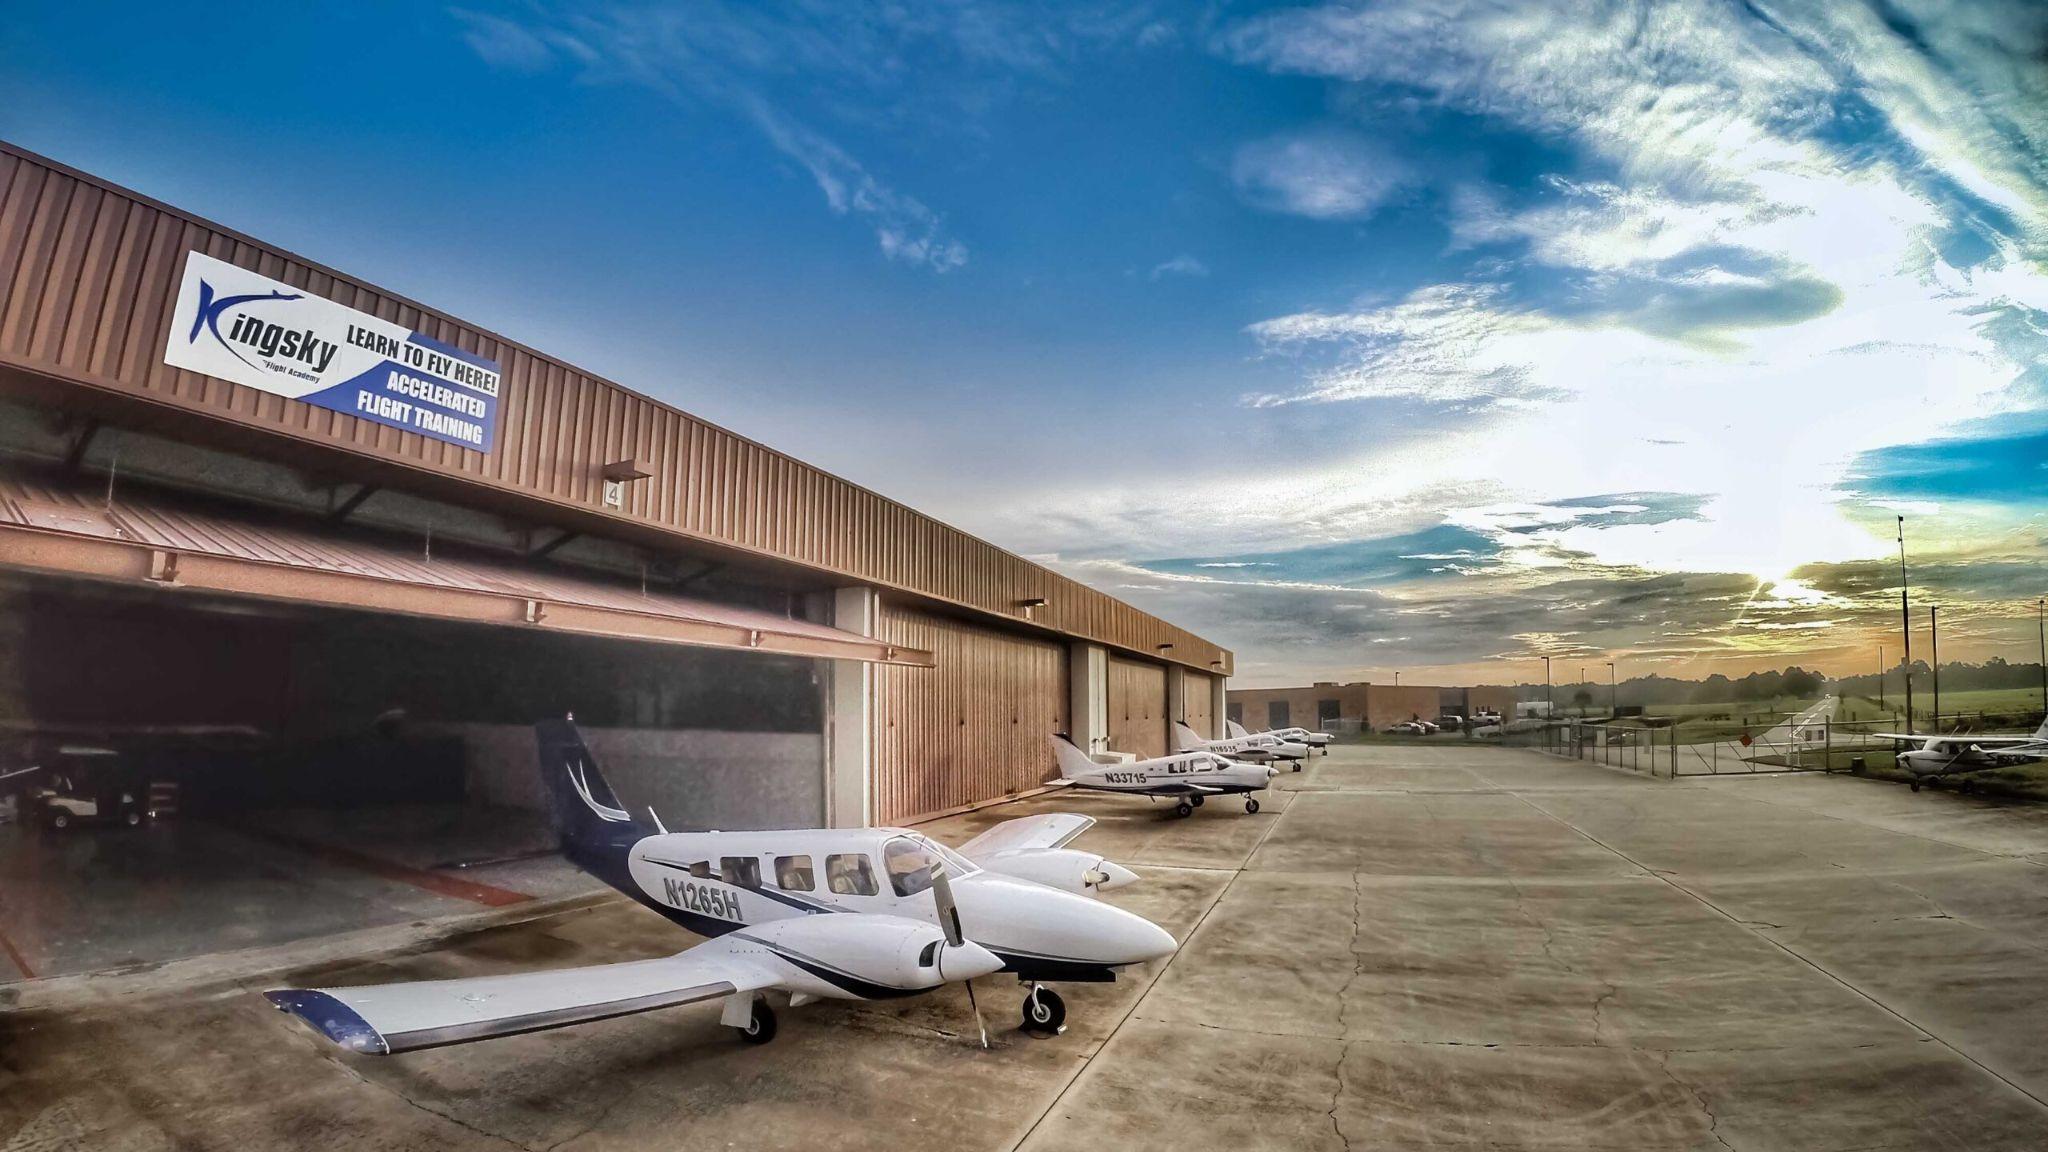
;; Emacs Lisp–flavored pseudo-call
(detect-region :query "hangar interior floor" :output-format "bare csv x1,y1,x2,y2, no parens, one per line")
0,806,597,981
7,744,2048,1150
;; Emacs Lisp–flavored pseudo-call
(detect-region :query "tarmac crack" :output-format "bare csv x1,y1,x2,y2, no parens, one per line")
330,1059,531,1151
1328,1040,1355,1152
1654,1051,1734,1151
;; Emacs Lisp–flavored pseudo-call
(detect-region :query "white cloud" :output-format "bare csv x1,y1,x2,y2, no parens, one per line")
1149,253,1208,280
1230,133,1416,220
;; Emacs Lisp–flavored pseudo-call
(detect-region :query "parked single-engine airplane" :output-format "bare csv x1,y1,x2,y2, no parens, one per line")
1872,717,2048,792
267,718,1176,1055
1227,719,1331,751
1050,734,1277,817
1172,721,1309,767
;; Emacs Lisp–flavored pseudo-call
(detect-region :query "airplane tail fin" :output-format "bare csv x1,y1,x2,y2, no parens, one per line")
1171,721,1206,752
2035,714,2048,741
1226,719,1251,739
1049,733,1099,780
535,716,650,890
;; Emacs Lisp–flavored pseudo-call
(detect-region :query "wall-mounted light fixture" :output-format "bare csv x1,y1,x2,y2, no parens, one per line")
1156,643,1175,652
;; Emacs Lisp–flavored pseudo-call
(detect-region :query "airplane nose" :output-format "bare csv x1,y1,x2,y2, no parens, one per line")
1093,861,1140,891
1121,917,1178,964
940,940,1004,983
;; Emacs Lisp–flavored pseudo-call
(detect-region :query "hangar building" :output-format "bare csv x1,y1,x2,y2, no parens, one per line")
1228,682,1516,734
0,143,1230,976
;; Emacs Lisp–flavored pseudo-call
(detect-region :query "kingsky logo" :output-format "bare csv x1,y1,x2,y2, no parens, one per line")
186,279,338,375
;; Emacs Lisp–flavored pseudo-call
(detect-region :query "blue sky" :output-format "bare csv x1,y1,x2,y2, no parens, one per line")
5,2,2045,685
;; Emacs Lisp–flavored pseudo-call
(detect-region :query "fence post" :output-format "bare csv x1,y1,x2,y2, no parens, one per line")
1823,721,1832,775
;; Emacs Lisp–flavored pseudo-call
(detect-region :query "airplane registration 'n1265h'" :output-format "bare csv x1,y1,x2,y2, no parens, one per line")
1050,733,1278,817
266,717,1176,1055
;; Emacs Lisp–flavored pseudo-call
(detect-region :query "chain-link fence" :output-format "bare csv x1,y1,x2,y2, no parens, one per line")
1497,710,2045,778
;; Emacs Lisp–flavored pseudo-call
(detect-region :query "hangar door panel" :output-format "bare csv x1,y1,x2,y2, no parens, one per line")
872,604,1068,824
1108,657,1168,758
1182,671,1215,739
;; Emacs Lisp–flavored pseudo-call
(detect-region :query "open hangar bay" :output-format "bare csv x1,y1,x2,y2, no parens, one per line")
6,742,2048,1151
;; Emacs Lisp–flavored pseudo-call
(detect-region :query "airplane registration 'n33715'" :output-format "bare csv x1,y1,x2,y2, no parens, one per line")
266,717,1176,1055
1050,733,1278,817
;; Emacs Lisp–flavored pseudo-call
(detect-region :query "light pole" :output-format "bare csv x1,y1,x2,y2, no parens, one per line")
1898,516,1913,734
1930,604,1940,732
2038,598,2045,719
1543,655,1553,718
1607,661,1617,716
1878,644,1885,709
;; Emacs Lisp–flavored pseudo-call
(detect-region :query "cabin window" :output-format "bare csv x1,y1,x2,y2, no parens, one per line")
687,861,711,879
721,857,762,890
775,855,815,891
883,837,944,897
826,853,878,896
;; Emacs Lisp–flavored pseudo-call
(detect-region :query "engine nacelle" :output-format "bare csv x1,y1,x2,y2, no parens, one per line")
735,914,999,999
974,848,1138,895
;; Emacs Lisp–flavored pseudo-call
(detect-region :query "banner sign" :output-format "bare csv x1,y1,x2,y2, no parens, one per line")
164,252,500,453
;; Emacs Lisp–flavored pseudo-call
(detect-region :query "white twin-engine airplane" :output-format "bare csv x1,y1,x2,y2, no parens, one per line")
1173,721,1311,768
1050,734,1277,817
1227,719,1332,751
1872,717,2048,792
266,718,1175,1056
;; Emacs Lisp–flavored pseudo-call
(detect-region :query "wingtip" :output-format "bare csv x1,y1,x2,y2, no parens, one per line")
265,989,391,1055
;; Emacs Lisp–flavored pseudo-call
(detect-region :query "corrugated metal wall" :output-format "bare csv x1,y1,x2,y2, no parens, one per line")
1183,670,1215,739
870,600,1068,824
0,144,1231,675
1108,656,1168,758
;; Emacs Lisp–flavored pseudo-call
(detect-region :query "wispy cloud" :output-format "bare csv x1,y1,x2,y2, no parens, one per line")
1230,132,1416,220
1148,253,1208,280
451,4,974,270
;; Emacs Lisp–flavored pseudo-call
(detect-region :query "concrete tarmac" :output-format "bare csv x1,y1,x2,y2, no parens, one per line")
5,745,2047,1150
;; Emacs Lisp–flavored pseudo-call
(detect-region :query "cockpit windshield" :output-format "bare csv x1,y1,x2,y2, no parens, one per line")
882,835,978,897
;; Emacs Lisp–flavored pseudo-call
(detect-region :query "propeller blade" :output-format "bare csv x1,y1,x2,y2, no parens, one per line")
964,978,988,1049
931,863,965,947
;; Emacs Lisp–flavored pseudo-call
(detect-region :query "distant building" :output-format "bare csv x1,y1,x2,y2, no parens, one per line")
1226,682,1518,733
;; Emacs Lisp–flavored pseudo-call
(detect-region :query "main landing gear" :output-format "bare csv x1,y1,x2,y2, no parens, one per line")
1021,985,1066,1035
1174,799,1194,818
729,995,778,1045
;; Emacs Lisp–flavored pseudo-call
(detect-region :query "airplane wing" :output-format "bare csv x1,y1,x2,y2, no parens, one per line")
267,947,778,1055
956,813,1096,859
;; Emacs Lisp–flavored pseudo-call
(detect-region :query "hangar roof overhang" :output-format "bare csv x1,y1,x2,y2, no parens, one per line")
0,471,934,667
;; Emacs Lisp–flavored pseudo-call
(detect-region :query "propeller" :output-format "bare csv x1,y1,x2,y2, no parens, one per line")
929,863,988,1049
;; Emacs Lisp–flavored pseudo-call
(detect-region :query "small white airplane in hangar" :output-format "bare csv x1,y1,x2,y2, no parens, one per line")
1050,734,1278,816
267,718,1176,1056
1227,719,1332,752
1871,717,2048,792
1172,721,1311,768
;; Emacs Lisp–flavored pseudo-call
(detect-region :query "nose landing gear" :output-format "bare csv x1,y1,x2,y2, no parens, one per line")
1020,985,1066,1035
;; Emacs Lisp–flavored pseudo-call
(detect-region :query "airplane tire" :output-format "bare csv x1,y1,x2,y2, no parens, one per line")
739,999,777,1045
1910,779,1921,793
1245,798,1261,814
50,813,69,830
1022,988,1066,1034
124,811,142,827
1191,794,1205,807
1174,800,1193,818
